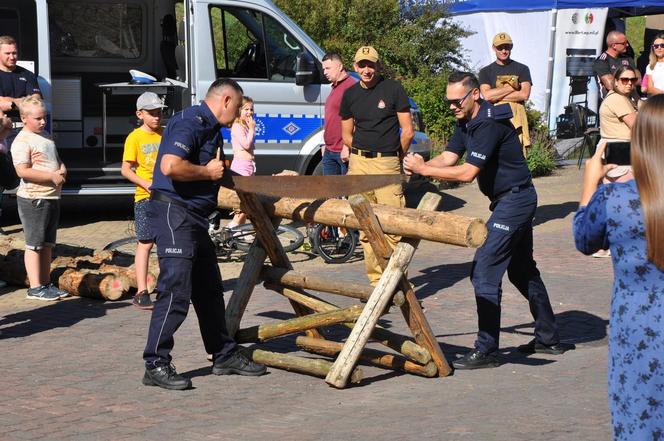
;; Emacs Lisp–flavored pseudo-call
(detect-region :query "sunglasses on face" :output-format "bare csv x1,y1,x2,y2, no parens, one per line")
613,41,628,46
618,76,638,85
652,43,664,50
445,89,474,108
495,44,513,51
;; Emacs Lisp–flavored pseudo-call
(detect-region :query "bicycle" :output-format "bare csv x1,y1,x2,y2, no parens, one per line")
307,223,359,264
103,210,304,261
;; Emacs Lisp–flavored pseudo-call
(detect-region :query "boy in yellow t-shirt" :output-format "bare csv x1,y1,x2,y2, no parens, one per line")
121,92,166,310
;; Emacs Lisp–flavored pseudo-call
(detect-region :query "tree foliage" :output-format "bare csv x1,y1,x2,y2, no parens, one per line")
273,0,469,77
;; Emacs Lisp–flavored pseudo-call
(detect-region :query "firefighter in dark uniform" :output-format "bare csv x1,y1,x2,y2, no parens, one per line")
404,72,574,369
142,78,266,390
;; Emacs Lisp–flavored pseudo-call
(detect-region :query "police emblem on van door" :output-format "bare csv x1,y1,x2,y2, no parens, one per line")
377,99,386,109
283,122,301,135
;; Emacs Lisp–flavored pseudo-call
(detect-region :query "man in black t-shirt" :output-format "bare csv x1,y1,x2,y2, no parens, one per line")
339,45,414,285
593,30,639,98
0,35,42,145
404,72,573,370
479,32,532,153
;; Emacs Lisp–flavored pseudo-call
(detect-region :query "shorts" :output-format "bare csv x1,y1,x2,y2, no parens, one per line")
17,197,60,250
230,158,256,176
134,198,154,242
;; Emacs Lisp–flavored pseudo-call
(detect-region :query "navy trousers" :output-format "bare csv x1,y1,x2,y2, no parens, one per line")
470,186,559,354
143,200,236,368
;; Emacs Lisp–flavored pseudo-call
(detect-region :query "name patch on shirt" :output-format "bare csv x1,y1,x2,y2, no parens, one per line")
492,222,510,232
174,141,190,153
164,247,183,255
470,151,486,160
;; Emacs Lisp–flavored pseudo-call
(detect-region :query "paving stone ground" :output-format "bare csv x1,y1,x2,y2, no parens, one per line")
0,166,614,441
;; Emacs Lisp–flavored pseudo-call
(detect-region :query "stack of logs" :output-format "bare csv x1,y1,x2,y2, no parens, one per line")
0,237,156,300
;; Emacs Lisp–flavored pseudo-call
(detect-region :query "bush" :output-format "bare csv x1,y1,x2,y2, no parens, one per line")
527,129,557,177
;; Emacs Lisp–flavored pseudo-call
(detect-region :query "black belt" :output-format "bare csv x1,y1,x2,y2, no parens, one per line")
350,147,399,158
492,182,533,202
151,190,209,218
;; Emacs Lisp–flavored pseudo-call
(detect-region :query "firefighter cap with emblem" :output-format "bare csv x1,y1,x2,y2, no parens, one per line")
492,32,513,47
354,46,379,63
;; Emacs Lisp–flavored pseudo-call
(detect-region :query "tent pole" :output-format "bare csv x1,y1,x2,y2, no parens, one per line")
544,8,558,130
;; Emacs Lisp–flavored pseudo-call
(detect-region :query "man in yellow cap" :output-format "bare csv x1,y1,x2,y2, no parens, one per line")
339,45,414,285
479,32,532,155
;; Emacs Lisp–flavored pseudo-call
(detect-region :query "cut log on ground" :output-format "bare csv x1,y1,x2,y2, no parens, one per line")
235,304,364,343
57,269,125,301
218,187,486,247
244,348,362,384
295,336,438,378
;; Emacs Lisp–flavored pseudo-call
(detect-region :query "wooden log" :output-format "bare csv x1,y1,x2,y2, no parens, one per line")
266,283,431,365
244,348,362,384
326,239,416,388
218,187,486,247
225,245,268,337
261,266,373,301
57,268,125,301
98,264,157,293
235,304,364,343
295,336,438,378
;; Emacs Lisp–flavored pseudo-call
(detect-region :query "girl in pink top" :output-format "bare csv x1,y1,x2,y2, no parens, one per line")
227,96,256,229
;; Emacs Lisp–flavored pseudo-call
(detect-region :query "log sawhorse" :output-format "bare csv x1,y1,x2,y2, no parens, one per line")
219,188,486,388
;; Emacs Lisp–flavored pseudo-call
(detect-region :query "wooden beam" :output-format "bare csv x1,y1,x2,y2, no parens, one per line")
244,348,362,384
261,266,373,301
235,305,364,343
218,187,487,248
296,336,437,378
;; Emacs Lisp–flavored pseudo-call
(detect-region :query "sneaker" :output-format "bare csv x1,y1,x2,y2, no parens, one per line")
592,249,611,258
46,283,70,299
26,284,60,301
142,363,192,390
212,350,267,376
132,290,153,310
517,338,575,355
452,349,500,370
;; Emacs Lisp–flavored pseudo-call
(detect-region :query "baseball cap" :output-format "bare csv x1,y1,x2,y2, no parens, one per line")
492,32,513,47
354,46,379,63
136,92,167,111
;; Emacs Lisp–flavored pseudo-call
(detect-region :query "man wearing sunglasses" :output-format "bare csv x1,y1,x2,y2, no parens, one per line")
594,30,639,99
339,45,413,285
403,72,572,369
478,33,532,155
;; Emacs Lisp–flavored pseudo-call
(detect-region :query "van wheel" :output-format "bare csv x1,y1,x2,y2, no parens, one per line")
312,161,324,176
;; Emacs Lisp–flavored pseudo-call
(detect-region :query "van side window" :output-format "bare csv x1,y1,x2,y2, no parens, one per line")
210,6,268,79
49,1,143,59
262,14,301,82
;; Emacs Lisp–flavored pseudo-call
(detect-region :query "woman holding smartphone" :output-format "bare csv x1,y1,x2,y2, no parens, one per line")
593,66,639,257
573,94,664,441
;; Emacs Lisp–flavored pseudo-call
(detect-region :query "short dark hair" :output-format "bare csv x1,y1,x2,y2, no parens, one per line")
322,52,343,63
448,71,480,91
207,78,243,97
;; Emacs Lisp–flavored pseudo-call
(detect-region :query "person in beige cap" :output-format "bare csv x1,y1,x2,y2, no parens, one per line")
339,45,414,285
479,32,532,154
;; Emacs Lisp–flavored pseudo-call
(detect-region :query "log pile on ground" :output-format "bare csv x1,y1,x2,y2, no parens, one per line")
0,238,157,301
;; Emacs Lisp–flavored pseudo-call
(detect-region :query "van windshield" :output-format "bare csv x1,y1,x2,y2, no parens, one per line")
49,1,142,59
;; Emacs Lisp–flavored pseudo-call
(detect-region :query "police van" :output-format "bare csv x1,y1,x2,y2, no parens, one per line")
2,0,430,195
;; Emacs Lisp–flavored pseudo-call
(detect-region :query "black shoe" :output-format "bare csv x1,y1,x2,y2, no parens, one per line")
142,364,192,390
452,349,500,370
132,290,153,310
212,350,267,376
518,338,575,355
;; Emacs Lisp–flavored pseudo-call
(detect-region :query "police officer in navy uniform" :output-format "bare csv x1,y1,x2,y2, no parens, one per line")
143,78,266,390
404,72,573,369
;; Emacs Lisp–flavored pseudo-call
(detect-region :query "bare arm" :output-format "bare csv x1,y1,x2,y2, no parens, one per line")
0,93,41,112
620,111,637,129
341,118,354,150
160,153,224,181
15,163,65,186
599,74,614,93
647,76,664,95
480,82,531,103
121,161,152,192
403,152,479,183
397,110,414,156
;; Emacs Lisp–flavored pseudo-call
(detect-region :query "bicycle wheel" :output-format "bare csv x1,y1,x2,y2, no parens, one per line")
231,223,304,253
313,224,357,264
103,236,138,255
